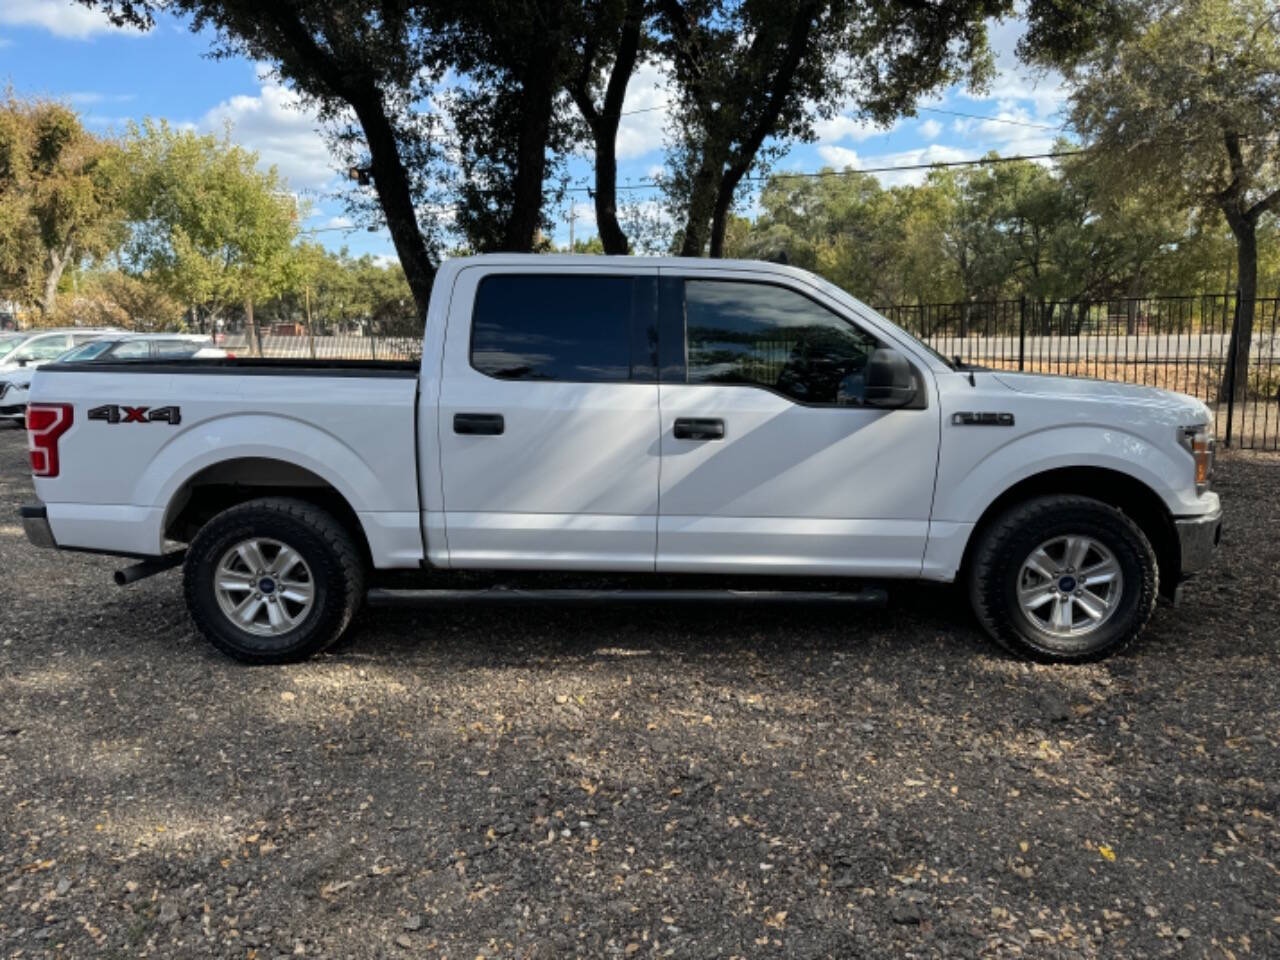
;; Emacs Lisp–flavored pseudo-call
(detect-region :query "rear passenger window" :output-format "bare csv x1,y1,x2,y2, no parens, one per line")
471,275,648,382
153,340,200,359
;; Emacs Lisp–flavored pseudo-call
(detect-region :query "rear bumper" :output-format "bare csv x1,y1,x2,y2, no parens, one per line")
1175,506,1222,577
20,504,57,549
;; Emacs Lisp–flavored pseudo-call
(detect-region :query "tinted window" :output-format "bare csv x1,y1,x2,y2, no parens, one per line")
58,341,113,362
109,340,151,359
685,281,879,406
153,340,203,359
471,275,648,382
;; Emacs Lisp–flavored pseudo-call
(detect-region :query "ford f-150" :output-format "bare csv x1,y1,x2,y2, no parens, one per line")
20,255,1222,663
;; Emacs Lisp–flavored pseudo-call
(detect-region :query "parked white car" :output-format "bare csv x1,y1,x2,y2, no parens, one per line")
20,255,1221,664
0,333,225,423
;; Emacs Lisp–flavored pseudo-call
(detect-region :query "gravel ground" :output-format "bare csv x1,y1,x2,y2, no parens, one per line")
1,424,1277,959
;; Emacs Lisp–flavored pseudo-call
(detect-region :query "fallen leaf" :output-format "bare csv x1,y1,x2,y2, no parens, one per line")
1098,845,1116,862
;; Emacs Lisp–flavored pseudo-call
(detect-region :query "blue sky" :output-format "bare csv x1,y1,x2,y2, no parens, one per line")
0,0,1071,259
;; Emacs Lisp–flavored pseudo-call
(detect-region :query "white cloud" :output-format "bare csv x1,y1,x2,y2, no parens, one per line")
200,81,337,191
324,215,354,230
0,0,142,39
918,118,943,140
961,15,1068,121
817,144,978,187
616,61,672,160
812,113,897,145
816,145,860,169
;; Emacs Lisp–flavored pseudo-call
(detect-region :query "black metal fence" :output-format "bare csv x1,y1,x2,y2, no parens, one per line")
217,293,1280,451
877,294,1280,451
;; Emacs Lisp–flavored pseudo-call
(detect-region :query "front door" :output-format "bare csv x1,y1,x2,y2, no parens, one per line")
656,273,941,575
436,267,661,571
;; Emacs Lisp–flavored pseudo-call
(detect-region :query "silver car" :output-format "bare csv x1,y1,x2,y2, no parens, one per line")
0,331,223,424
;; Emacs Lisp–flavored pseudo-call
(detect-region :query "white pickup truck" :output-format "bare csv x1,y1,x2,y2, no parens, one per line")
21,255,1222,664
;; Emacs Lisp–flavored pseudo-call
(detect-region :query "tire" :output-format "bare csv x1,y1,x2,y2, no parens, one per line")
967,495,1157,663
183,497,365,664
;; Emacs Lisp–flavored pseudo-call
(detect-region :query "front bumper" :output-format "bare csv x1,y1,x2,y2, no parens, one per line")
20,504,57,549
1175,506,1222,577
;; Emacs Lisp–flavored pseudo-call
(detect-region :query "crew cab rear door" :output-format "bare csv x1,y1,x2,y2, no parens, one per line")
434,265,661,570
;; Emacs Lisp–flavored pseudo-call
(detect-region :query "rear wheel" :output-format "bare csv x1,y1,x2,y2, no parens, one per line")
184,497,365,663
968,495,1157,663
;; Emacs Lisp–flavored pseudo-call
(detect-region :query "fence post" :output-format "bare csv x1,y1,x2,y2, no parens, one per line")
1223,289,1240,448
1018,295,1027,371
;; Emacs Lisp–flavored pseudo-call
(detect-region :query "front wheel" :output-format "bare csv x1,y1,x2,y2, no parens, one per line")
968,495,1158,663
184,497,365,663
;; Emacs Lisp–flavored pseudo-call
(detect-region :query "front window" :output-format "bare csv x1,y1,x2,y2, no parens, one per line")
0,335,22,360
684,280,880,406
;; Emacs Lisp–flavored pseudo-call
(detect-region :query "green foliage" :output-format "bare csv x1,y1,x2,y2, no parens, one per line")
255,246,416,337
50,269,186,330
0,93,126,316
726,155,1274,304
1057,0,1279,397
115,120,299,321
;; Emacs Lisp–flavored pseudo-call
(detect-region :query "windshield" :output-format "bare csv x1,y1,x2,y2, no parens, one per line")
0,335,22,360
57,340,116,362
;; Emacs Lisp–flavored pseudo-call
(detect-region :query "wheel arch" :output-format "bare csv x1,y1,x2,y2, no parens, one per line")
163,457,372,568
959,466,1180,597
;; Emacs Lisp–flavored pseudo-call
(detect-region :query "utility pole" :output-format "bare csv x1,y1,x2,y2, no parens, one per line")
567,203,576,252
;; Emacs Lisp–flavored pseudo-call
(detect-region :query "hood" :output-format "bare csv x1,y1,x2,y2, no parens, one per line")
0,364,37,387
992,372,1211,423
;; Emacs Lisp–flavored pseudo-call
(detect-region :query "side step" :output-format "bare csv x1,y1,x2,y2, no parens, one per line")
367,586,888,607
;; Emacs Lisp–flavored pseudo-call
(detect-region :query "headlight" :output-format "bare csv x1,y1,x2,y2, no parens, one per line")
1177,424,1215,494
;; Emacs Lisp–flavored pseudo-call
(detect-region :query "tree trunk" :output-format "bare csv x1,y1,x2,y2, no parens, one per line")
678,164,720,257
348,89,437,319
569,0,643,255
245,296,262,357
304,285,316,359
1219,218,1257,404
502,58,559,253
39,245,71,318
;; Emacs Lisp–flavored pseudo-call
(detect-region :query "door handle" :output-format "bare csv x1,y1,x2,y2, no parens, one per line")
673,417,725,441
453,413,504,436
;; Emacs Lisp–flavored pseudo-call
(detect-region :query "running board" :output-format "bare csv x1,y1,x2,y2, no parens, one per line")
366,586,888,607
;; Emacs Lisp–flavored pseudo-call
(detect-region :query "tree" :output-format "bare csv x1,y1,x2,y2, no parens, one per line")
566,0,648,254
117,121,298,349
53,270,185,330
656,0,1123,258
1060,0,1280,399
0,94,125,318
87,0,443,318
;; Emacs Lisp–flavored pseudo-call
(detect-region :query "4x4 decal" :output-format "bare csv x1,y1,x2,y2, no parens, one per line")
88,404,182,425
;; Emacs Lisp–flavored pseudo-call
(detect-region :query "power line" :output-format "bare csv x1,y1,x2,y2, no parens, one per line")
917,106,1065,131
559,147,1091,193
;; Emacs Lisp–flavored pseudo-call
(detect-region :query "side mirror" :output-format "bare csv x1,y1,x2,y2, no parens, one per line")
15,357,28,368
864,347,917,408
